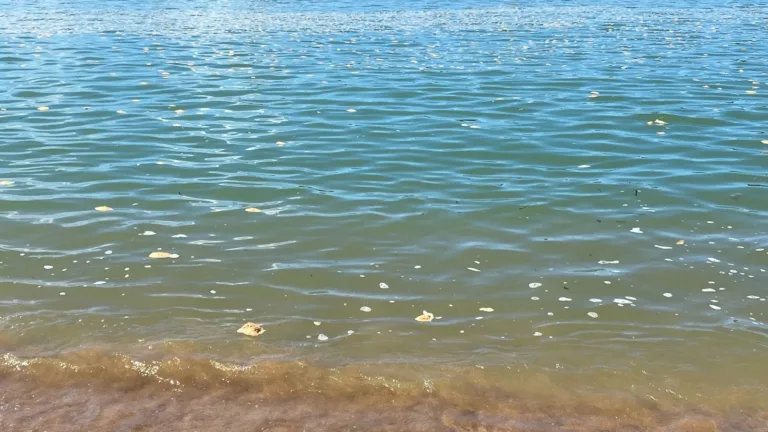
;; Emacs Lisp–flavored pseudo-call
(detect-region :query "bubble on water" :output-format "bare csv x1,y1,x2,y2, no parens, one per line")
531,296,540,300
379,282,389,289
533,332,543,337
613,298,633,305
663,293,673,298
587,312,599,318
172,234,187,238
589,298,603,303
529,282,542,288
317,334,329,341
360,306,371,312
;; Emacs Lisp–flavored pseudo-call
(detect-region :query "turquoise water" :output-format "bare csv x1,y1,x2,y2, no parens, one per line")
2,1,768,430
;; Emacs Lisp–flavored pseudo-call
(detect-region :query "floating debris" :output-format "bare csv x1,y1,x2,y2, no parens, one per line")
245,208,261,213
761,140,768,145
467,267,480,272
317,334,329,341
116,110,126,114
276,141,286,146
148,251,178,259
578,164,591,168
379,282,389,289
663,293,673,298
415,310,434,322
313,321,321,326
630,227,643,234
709,305,722,310
174,109,185,114
613,298,633,305
707,257,721,263
654,245,672,250
360,306,371,312
533,332,543,337
237,322,265,337
558,297,572,302
37,106,49,112
587,312,599,318
479,307,494,312
346,108,357,113
588,91,600,98
529,282,542,288
95,206,113,212
598,260,619,264
589,298,603,303
676,240,685,245
0,180,14,186
140,231,156,236
654,119,667,125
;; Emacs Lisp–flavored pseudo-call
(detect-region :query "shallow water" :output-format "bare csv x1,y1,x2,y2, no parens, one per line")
1,0,768,430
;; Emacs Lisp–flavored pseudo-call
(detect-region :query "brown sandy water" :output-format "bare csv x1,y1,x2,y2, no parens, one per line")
2,335,768,431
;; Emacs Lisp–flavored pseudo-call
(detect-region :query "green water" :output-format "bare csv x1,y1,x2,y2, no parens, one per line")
1,1,768,430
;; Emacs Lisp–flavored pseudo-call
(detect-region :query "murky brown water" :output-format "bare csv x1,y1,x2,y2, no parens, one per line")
3,342,768,432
